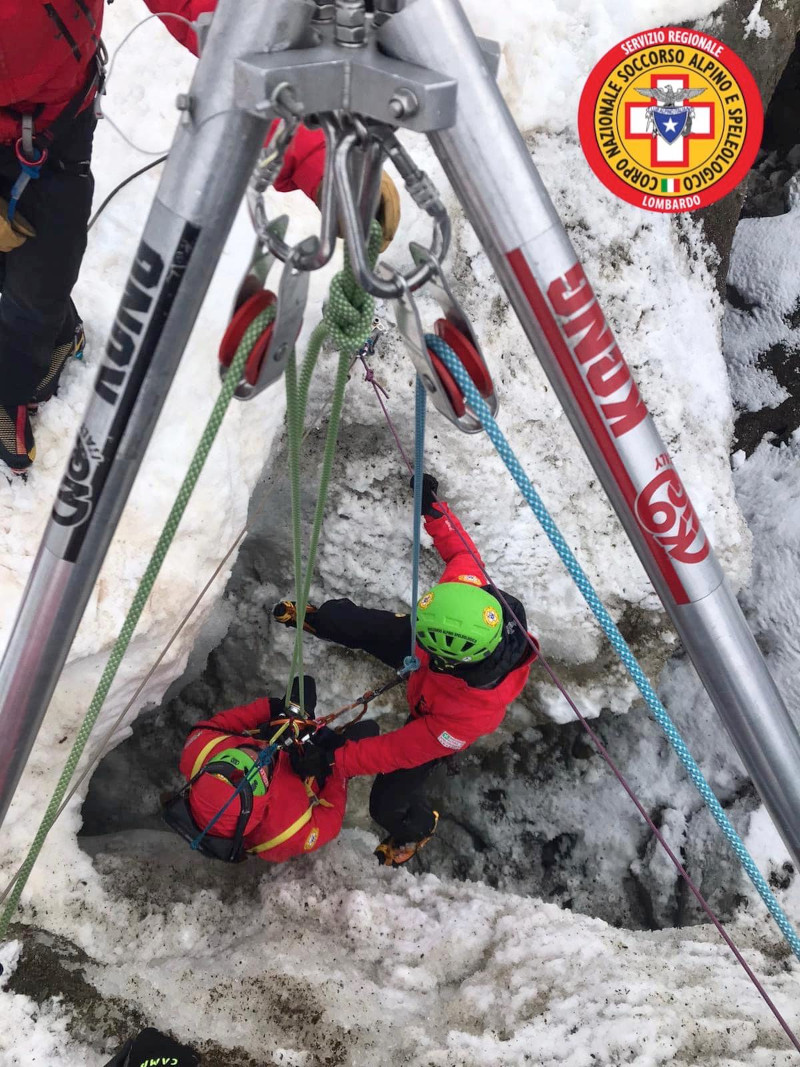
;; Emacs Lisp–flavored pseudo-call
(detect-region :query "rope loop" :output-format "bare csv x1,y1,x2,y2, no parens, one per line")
401,655,420,676
323,230,382,353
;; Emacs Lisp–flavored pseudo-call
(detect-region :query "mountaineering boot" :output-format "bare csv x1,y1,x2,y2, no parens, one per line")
273,600,318,634
28,320,85,413
374,811,439,868
0,404,35,474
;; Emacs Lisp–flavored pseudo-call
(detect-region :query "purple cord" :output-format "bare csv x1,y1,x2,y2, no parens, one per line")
361,356,414,470
364,367,800,1053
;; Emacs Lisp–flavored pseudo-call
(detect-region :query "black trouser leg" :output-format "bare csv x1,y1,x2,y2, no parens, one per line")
341,719,381,742
369,759,442,842
311,598,411,670
0,109,95,406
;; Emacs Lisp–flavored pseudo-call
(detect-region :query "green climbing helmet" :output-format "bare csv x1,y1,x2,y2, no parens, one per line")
212,747,269,797
416,581,504,663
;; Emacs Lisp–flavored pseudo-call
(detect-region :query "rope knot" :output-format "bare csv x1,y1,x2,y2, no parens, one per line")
322,221,384,355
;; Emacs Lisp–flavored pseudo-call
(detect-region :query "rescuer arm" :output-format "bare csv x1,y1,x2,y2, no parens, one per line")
424,502,489,583
335,712,493,778
142,0,217,53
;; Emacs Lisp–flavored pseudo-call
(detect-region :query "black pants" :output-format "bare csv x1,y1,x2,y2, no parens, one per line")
313,598,441,842
0,108,96,406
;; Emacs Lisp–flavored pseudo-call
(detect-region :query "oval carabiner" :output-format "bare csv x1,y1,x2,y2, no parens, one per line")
334,131,450,299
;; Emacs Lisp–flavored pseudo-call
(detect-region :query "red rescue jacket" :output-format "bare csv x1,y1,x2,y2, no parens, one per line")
336,504,537,778
179,698,347,863
0,1,211,144
0,1,326,201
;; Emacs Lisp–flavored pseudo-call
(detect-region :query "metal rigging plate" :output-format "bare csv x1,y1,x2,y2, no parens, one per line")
235,40,458,132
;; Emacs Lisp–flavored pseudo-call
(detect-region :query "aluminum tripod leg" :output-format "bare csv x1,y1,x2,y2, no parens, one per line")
0,0,312,830
381,0,800,866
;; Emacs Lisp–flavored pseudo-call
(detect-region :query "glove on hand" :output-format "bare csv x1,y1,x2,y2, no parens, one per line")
289,742,334,787
410,472,440,518
255,697,289,741
312,725,349,751
0,197,35,253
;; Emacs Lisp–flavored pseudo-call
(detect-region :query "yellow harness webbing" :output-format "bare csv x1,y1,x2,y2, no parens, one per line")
248,778,333,854
190,733,234,779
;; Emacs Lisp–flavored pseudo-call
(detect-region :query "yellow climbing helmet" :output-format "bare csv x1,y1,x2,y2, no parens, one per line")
416,581,503,663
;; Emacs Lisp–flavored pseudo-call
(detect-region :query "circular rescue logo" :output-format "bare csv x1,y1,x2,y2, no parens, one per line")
578,28,762,213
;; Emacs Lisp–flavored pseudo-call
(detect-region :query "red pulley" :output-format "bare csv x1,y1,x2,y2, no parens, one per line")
426,319,494,418
218,290,277,386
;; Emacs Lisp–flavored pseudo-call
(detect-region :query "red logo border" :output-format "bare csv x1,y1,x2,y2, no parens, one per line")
577,30,763,213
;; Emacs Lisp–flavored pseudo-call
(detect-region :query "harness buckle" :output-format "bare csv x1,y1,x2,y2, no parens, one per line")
14,138,47,171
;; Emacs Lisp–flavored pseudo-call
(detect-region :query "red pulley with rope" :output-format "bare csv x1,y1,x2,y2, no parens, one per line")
427,318,494,419
218,289,277,387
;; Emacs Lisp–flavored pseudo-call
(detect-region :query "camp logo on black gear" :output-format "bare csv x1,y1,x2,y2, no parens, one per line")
578,28,762,213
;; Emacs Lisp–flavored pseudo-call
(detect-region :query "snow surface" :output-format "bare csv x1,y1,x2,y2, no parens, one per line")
2,0,800,1064
743,1,772,40
724,178,800,413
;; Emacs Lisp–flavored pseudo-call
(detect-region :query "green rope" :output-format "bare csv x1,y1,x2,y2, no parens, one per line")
285,222,383,707
0,306,275,940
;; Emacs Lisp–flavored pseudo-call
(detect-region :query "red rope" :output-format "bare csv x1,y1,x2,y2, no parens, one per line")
361,359,800,1054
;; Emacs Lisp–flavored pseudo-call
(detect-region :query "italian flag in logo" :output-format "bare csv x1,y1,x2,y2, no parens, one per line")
660,178,681,194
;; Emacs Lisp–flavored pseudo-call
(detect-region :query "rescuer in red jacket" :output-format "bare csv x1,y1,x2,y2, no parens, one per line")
0,1,399,473
0,1,219,473
165,676,379,863
274,475,538,866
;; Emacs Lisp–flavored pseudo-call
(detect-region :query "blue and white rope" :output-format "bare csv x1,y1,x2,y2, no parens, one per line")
425,332,800,962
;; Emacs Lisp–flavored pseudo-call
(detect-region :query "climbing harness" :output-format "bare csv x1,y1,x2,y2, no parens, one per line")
5,45,107,223
162,718,299,863
248,776,334,855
